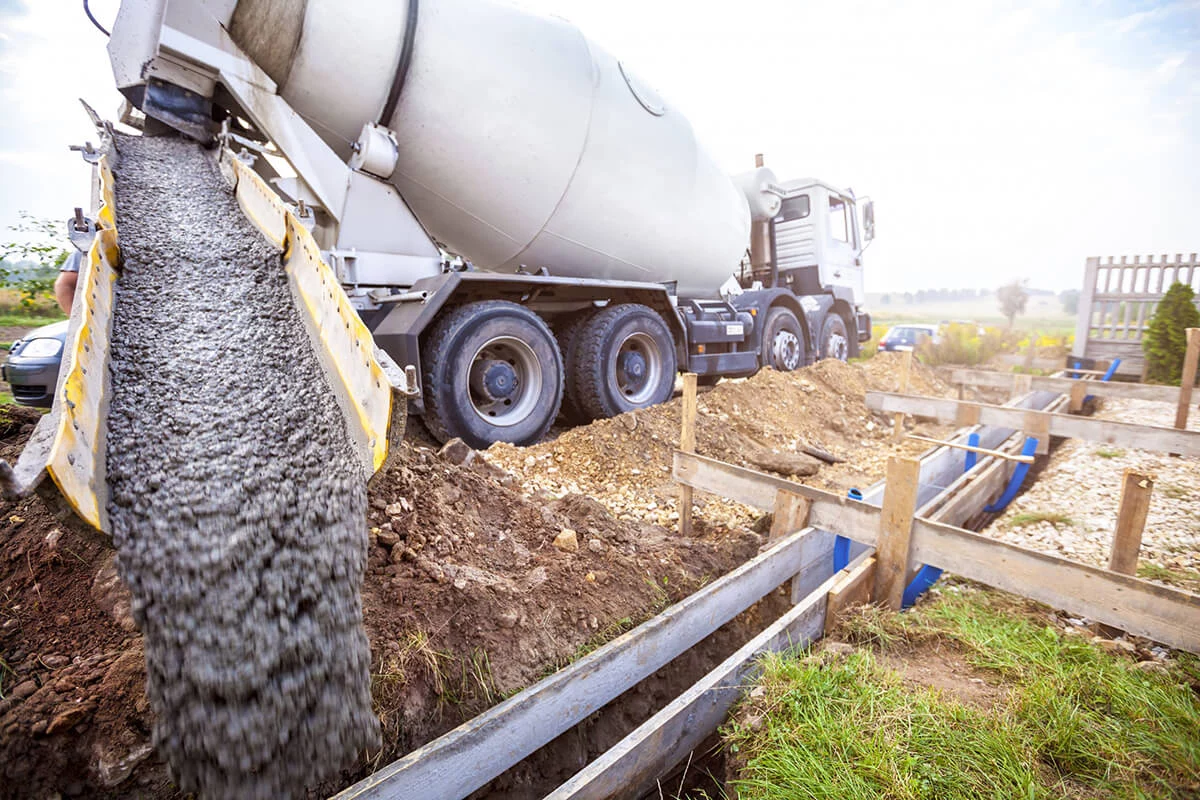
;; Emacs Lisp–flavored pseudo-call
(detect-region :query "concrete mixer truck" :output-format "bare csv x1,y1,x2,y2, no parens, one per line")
100,0,875,449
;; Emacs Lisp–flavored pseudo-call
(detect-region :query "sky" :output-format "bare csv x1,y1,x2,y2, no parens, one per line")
0,0,1197,292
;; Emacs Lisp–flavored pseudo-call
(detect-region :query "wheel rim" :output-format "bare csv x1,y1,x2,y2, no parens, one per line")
615,332,663,405
468,335,542,427
772,329,802,371
827,331,849,361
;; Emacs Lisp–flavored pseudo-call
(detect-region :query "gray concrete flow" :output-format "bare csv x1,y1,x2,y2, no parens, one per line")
105,134,379,797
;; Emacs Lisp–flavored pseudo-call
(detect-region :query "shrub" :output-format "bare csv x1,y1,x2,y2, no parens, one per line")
1143,282,1200,385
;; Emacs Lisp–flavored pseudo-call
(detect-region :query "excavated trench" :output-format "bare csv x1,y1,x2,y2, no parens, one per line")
104,134,378,797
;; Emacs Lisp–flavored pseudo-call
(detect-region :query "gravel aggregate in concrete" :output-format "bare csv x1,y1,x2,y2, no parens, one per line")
105,133,379,798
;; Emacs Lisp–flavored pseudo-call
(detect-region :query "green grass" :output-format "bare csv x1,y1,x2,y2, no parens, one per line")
1095,446,1126,459
0,311,64,329
1008,511,1076,528
1138,562,1200,591
726,587,1200,799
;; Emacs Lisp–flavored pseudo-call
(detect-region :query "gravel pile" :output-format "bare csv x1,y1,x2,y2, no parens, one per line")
985,396,1200,579
105,134,379,797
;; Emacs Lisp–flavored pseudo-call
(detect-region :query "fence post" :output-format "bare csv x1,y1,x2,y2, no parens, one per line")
677,373,698,536
1109,470,1154,576
768,489,811,546
893,350,912,440
873,456,921,610
1175,328,1200,431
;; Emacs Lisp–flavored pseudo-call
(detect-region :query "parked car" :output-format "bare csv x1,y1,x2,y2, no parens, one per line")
2,320,68,407
877,323,939,353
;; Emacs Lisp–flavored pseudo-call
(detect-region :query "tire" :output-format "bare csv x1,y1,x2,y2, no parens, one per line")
572,304,678,420
421,301,563,448
819,313,851,362
761,307,805,371
555,309,599,424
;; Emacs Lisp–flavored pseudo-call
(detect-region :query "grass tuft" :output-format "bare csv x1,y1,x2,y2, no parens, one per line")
1094,446,1126,459
1008,511,1075,528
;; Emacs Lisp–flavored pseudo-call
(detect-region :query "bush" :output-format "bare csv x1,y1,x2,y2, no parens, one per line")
916,324,1022,366
1143,282,1200,385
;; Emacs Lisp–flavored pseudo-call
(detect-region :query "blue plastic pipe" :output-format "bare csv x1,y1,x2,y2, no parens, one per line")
963,431,981,472
833,488,863,571
983,436,1040,513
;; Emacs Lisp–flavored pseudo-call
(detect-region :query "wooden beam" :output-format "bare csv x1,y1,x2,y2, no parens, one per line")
673,450,1200,653
906,434,1034,463
1176,328,1199,431
874,457,920,609
545,568,837,800
866,392,1200,457
825,554,876,634
769,489,811,545
677,373,698,536
893,350,912,440
1109,470,1154,575
948,368,1181,404
333,525,826,800
673,450,881,546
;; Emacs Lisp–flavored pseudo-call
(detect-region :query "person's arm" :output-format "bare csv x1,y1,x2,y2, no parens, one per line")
55,270,78,315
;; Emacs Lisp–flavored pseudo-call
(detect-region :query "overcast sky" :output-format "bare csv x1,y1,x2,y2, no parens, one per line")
0,0,1196,292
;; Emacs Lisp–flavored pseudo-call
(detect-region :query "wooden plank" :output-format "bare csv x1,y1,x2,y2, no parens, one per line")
1109,470,1154,575
874,457,921,610
673,451,881,546
677,373,698,536
906,434,1034,463
1012,373,1033,399
866,392,1200,456
893,350,912,439
948,369,1181,404
674,450,1200,653
545,568,837,800
332,525,824,800
1176,328,1199,431
825,555,876,634
769,489,811,544
908,516,1200,653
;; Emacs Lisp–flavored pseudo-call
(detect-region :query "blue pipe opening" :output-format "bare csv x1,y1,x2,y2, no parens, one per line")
833,488,862,572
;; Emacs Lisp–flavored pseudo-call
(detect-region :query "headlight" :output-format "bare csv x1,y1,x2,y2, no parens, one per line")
18,338,63,359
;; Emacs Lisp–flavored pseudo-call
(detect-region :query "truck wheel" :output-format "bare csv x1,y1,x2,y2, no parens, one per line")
572,304,678,420
819,313,850,361
555,309,598,424
762,307,805,371
421,301,563,448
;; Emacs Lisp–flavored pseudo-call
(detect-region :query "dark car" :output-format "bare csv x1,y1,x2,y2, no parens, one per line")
3,320,68,407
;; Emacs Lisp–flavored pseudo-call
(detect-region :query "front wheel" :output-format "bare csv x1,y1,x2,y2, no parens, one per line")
421,301,563,448
819,313,851,362
570,304,678,420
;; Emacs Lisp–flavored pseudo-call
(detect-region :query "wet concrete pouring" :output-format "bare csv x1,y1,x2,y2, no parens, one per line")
104,134,378,797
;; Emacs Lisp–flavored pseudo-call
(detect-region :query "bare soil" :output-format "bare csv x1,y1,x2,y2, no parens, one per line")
0,354,953,797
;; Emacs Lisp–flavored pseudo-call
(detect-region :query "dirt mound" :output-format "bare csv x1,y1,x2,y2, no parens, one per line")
488,354,953,530
1,418,750,797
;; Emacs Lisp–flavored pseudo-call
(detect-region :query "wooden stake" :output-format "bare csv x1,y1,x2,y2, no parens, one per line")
677,373,698,535
893,350,912,440
1022,410,1051,455
1068,381,1087,413
1175,328,1200,431
873,456,921,610
1109,470,1154,575
768,489,811,545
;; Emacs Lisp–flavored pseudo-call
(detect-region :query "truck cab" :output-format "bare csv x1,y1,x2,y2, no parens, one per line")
767,179,869,309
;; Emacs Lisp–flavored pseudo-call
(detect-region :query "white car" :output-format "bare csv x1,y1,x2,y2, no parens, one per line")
878,324,940,352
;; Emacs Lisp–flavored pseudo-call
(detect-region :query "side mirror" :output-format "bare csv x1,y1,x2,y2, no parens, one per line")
863,200,876,242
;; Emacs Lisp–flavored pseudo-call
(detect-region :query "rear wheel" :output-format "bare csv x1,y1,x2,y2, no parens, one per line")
421,301,563,448
819,313,850,361
555,309,599,424
572,304,678,420
762,307,805,371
